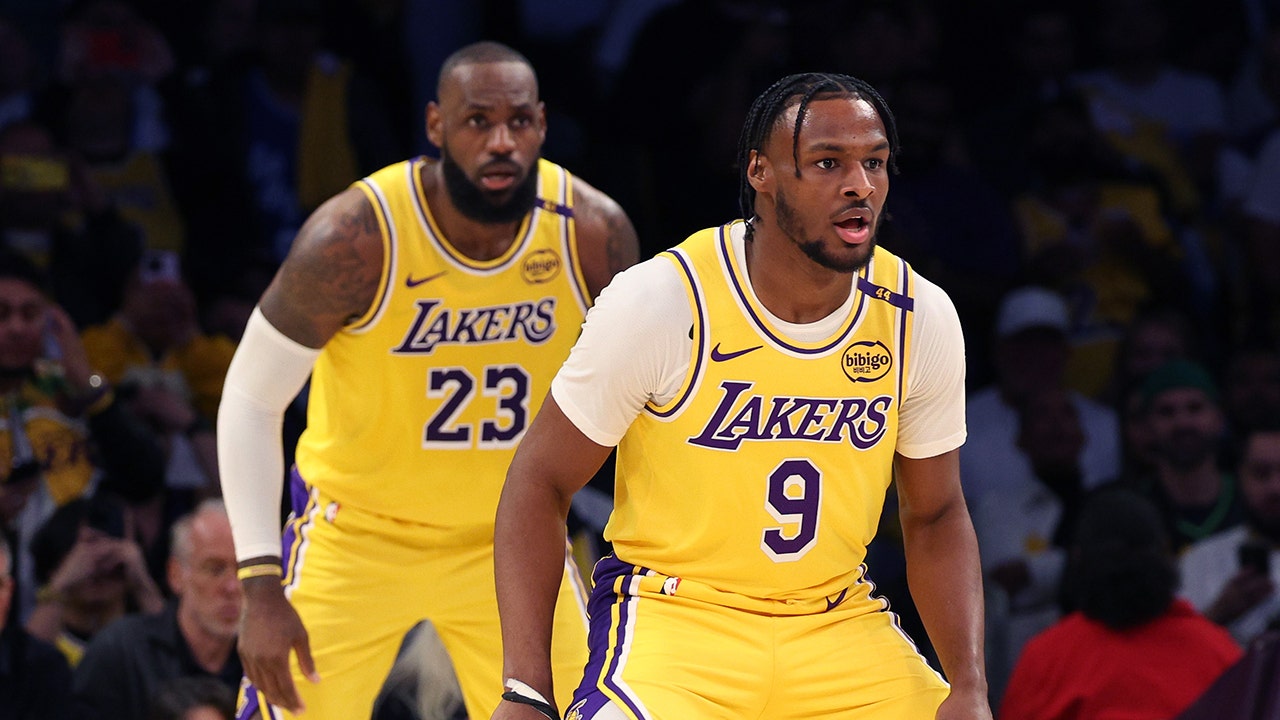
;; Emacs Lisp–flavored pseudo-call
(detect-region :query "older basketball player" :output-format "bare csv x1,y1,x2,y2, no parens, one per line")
217,41,638,720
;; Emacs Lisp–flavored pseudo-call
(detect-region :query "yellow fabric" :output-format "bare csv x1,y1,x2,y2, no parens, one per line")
612,224,914,613
55,629,87,668
574,580,946,719
295,157,592,531
1,385,94,506
297,57,359,212
236,478,589,720
80,318,236,422
87,151,186,252
1014,184,1182,398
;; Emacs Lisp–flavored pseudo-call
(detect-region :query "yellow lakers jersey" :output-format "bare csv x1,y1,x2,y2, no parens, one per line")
295,157,591,532
611,223,915,606
1,385,94,506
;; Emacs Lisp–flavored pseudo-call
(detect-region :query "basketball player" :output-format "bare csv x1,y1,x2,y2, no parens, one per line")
216,42,639,719
492,73,992,720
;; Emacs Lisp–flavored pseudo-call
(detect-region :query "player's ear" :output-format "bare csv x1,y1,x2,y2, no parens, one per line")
426,102,443,149
746,150,773,193
535,100,547,143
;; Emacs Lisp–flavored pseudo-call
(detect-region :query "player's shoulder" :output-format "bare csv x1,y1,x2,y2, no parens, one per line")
570,173,630,237
284,185,385,274
562,167,639,297
905,266,960,325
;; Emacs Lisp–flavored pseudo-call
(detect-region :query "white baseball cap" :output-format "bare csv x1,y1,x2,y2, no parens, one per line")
995,286,1069,338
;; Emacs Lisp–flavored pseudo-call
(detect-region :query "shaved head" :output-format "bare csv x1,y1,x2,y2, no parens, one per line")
438,41,537,98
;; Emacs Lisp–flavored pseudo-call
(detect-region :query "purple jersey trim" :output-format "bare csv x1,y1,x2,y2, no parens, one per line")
645,248,705,419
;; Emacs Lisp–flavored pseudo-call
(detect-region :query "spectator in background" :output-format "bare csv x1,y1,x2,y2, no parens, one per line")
1130,358,1242,552
604,0,791,256
72,500,242,719
172,0,404,305
961,286,1120,509
1222,344,1280,442
964,2,1085,198
81,249,232,579
883,72,1024,382
0,13,41,132
57,72,188,256
0,532,73,720
0,119,144,327
1236,125,1280,342
976,387,1087,705
148,675,235,720
25,492,164,667
1073,0,1228,220
53,0,174,154
999,487,1241,720
0,249,163,619
1011,90,1194,395
1101,303,1195,406
1180,423,1280,645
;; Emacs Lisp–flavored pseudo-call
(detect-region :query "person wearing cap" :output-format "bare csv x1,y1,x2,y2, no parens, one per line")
80,250,234,522
973,386,1089,705
960,286,1120,509
1130,358,1241,553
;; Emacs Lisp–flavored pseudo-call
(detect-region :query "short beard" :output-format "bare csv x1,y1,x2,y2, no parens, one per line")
441,147,539,225
1158,430,1216,470
775,187,875,273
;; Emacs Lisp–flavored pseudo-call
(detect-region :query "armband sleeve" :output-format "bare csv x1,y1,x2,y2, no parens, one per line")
217,307,320,562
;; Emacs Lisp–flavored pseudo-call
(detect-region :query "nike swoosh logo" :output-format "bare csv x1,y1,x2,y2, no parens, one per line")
710,343,762,362
405,271,447,288
825,588,848,612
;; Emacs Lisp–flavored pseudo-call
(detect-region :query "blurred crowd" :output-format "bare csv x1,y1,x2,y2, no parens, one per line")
1,0,1279,718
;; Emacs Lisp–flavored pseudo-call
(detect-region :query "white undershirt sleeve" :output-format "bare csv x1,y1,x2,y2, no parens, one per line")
896,274,967,458
551,257,693,446
217,307,320,562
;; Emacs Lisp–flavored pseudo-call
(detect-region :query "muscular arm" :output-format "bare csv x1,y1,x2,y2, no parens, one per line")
259,186,386,347
895,449,992,719
571,179,640,299
216,186,385,713
494,396,613,714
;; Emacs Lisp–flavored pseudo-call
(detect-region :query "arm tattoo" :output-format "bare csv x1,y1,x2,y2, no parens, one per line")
268,192,383,346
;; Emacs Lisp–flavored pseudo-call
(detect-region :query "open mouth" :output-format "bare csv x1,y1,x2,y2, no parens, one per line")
480,172,517,191
479,161,522,192
834,213,872,244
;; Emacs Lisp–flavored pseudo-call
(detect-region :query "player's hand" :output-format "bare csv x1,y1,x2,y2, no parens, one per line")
935,686,993,720
238,576,319,714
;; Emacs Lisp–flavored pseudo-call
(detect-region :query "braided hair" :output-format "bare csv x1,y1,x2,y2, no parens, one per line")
735,73,900,241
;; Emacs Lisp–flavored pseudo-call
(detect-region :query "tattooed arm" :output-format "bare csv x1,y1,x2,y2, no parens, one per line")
216,188,385,714
571,177,640,299
260,187,386,347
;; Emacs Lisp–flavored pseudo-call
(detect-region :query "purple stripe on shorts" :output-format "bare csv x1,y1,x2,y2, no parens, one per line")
570,555,649,719
235,682,273,720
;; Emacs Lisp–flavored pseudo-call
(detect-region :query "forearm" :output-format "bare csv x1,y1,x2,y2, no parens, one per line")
902,500,988,694
217,308,318,561
494,475,573,704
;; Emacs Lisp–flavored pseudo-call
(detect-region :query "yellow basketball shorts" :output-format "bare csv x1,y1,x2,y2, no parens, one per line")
564,555,948,720
236,469,590,720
